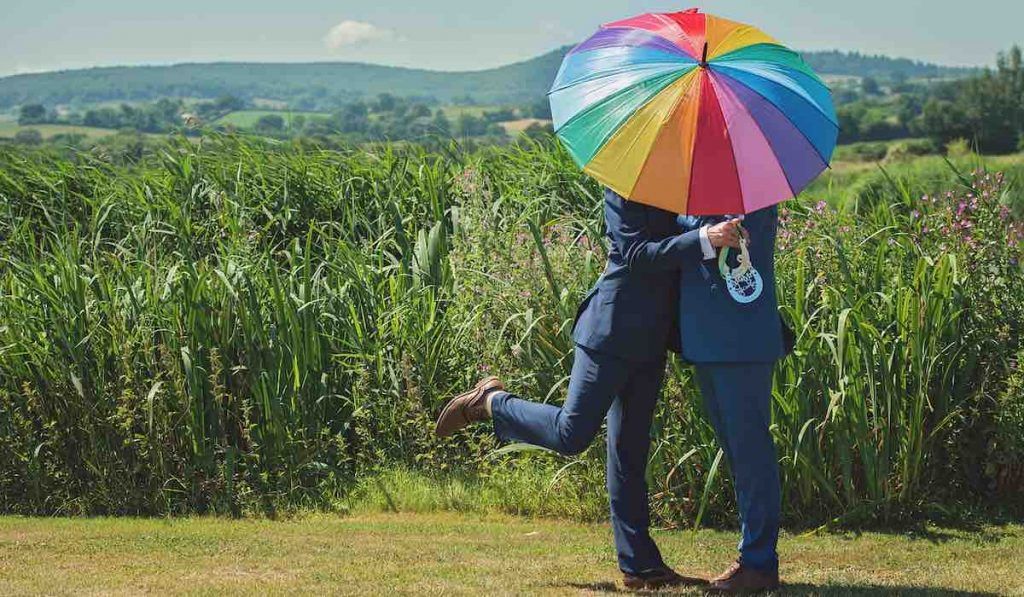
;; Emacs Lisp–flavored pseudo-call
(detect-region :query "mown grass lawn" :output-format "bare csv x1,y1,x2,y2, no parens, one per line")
0,513,1020,595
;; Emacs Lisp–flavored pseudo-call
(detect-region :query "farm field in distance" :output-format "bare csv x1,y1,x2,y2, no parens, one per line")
215,109,330,128
0,122,117,139
499,117,552,133
436,104,496,119
212,105,554,136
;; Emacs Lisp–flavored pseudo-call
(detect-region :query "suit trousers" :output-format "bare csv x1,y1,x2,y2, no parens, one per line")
490,344,666,575
694,362,780,573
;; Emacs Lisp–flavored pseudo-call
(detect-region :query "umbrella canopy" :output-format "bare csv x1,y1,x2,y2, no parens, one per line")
550,8,838,215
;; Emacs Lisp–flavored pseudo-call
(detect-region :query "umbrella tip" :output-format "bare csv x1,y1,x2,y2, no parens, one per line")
700,42,708,67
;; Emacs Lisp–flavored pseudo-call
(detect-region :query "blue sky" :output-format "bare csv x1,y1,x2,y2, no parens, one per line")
2,0,1021,77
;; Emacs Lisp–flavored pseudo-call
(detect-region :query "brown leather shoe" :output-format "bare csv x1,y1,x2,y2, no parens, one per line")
434,376,504,437
622,567,707,590
708,561,780,593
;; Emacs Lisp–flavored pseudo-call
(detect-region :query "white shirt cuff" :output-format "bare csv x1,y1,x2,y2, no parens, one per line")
699,225,716,260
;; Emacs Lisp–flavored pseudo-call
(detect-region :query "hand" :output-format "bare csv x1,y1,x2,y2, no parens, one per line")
707,218,747,249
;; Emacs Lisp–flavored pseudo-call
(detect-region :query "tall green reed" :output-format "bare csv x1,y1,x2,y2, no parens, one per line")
0,136,1021,523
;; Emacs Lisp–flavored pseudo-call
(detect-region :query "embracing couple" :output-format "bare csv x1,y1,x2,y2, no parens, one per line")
435,188,790,593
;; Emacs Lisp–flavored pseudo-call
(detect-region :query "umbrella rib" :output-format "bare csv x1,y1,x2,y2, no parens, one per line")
548,61,692,96
714,76,746,216
626,73,699,203
686,68,756,216
712,68,836,167
713,43,825,86
582,70,698,199
556,68,694,164
709,71,800,203
714,62,837,126
601,15,703,61
713,71,823,199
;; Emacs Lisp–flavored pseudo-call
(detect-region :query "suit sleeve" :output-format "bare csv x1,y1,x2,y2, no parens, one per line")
606,199,704,273
676,215,704,232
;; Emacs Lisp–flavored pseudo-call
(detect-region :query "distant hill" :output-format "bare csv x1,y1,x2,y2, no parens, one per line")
800,50,979,81
0,48,979,111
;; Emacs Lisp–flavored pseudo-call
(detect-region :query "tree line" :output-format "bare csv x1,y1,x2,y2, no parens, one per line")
837,46,1024,153
17,96,245,134
15,92,554,146
15,46,1021,154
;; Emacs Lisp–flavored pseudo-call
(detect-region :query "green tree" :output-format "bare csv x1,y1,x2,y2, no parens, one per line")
861,76,881,96
527,98,552,120
920,98,972,145
895,94,923,129
18,104,47,125
214,95,245,113
997,46,1024,135
455,114,486,137
918,46,1023,153
374,93,397,113
84,107,119,129
256,114,285,133
522,121,554,140
483,107,516,123
837,103,865,143
331,103,369,134
431,111,452,136
13,128,43,145
409,104,431,119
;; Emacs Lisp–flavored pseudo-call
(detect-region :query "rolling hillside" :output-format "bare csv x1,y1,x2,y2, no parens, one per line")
0,48,978,111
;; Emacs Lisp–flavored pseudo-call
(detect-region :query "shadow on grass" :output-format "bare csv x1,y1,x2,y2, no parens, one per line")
561,581,999,595
770,503,1024,544
787,522,1016,546
779,583,998,596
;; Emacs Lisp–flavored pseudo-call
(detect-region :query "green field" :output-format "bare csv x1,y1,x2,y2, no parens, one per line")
0,122,116,139
216,109,329,129
499,117,552,133
0,512,1019,595
438,105,498,119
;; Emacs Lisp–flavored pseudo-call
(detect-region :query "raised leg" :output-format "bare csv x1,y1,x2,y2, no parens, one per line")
490,345,629,455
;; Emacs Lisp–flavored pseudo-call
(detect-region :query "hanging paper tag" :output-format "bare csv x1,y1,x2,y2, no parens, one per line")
719,237,763,304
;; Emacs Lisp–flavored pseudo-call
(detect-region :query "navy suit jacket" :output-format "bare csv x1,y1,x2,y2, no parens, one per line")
571,189,705,363
677,205,788,363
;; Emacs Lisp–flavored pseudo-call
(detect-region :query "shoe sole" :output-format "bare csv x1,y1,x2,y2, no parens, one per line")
623,576,708,590
706,582,781,593
434,376,502,437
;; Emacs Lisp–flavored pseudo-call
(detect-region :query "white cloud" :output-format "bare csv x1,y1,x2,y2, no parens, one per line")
324,20,395,50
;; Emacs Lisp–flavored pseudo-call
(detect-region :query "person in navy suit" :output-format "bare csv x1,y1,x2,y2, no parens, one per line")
434,188,743,590
677,205,789,593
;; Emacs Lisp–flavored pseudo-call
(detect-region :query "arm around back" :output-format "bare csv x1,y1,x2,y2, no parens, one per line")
604,190,704,274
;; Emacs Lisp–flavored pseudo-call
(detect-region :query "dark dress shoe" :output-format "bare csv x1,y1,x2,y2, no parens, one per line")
708,561,780,593
622,566,708,590
434,376,503,437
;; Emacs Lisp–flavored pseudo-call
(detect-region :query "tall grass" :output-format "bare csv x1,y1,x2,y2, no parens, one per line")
0,135,1021,524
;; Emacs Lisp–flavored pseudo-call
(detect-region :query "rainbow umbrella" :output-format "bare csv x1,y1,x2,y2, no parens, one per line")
550,8,838,215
